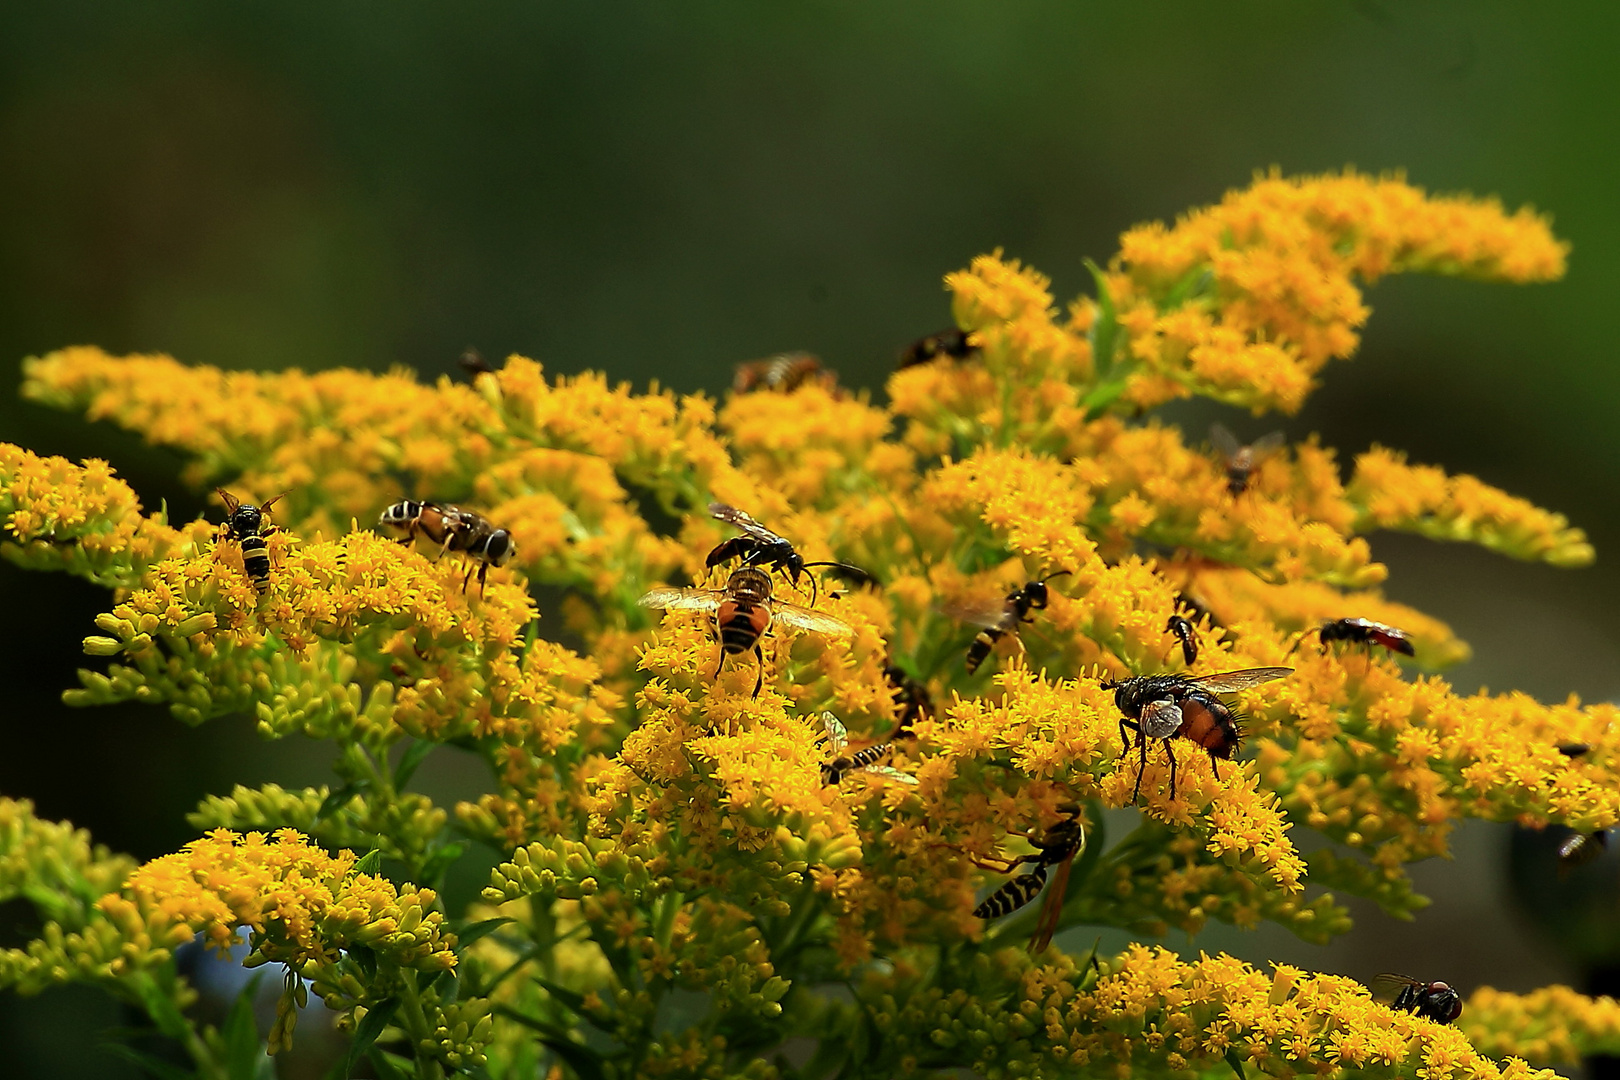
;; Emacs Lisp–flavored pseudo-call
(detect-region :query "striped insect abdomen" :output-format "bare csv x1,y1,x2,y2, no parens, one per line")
240,535,272,592
972,865,1047,919
716,600,769,655
1178,693,1239,758
965,629,1003,674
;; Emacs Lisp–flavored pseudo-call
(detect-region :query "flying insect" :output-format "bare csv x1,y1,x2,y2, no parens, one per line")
945,571,1070,674
816,711,917,787
1290,617,1415,658
732,352,836,394
898,327,977,369
1209,424,1285,496
706,503,871,605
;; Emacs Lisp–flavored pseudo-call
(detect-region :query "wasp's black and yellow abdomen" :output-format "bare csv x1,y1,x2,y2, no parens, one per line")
965,629,1002,674
972,865,1047,919
239,535,272,592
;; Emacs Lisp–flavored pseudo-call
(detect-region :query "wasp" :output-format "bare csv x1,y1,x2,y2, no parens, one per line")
378,500,517,592
944,571,1070,674
1102,667,1291,802
1209,424,1285,496
1290,618,1415,658
1166,615,1199,666
898,327,977,369
706,503,871,606
638,566,853,697
1373,974,1463,1024
217,489,287,594
732,352,836,394
884,663,933,740
967,805,1085,954
816,711,918,787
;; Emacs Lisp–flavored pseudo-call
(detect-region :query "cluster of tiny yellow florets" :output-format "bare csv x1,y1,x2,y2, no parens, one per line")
1,169,1617,1079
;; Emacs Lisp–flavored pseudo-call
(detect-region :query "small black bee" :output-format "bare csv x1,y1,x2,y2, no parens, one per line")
1291,618,1416,658
897,327,978,369
1374,974,1463,1024
884,663,933,740
1166,615,1199,666
945,571,1071,675
706,503,871,606
217,489,286,594
969,805,1085,954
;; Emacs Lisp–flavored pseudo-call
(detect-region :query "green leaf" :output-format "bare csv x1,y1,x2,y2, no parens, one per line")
352,849,383,878
1083,257,1119,378
317,782,366,823
494,1006,605,1080
347,942,378,979
392,739,435,789
532,974,587,1014
344,997,400,1078
455,917,514,948
223,973,268,1079
1225,1048,1249,1080
366,1048,413,1080
98,1041,194,1080
1162,263,1215,310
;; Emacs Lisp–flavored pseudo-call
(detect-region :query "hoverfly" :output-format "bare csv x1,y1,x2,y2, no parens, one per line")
884,663,933,740
944,571,1070,675
968,805,1086,954
816,711,918,787
898,327,977,369
1209,424,1285,496
217,489,287,594
732,352,836,394
378,500,517,592
1166,614,1199,666
706,503,871,606
1558,830,1609,876
1102,667,1292,802
1290,618,1415,658
1373,974,1463,1024
638,566,853,697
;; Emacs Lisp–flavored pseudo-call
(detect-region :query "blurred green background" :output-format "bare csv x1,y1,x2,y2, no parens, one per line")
2,2,1618,1075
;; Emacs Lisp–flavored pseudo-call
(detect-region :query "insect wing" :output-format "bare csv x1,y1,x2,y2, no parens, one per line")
1189,667,1293,694
941,595,1015,631
770,600,854,638
1029,848,1077,954
259,491,290,519
859,764,919,786
819,711,849,753
216,488,243,515
637,587,723,615
1370,973,1422,1002
1248,431,1287,458
1209,423,1242,461
707,502,788,546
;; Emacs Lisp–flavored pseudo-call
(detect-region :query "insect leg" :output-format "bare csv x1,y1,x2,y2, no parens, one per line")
1164,739,1179,800
713,641,727,681
751,643,764,698
1133,729,1149,805
1208,748,1221,781
1119,718,1135,753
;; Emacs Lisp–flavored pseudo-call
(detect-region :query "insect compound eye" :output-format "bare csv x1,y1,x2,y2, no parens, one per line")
1140,699,1183,739
487,530,516,566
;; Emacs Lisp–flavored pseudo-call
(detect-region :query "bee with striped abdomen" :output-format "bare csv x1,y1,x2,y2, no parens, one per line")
897,327,977,369
378,500,517,592
944,571,1070,674
816,711,917,786
1209,424,1285,496
638,566,853,697
1103,667,1291,802
732,352,836,394
217,489,286,594
968,805,1086,954
706,503,871,606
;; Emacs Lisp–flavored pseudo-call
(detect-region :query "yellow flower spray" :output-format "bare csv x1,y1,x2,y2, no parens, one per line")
2,169,1616,1079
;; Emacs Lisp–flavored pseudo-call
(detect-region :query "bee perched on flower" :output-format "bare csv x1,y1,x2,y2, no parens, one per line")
8,170,1620,1080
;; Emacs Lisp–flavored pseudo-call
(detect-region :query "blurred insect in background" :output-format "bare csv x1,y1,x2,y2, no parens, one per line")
945,571,1071,674
732,352,838,394
1374,974,1463,1024
458,346,495,377
1556,742,1592,758
217,489,286,594
378,500,517,592
897,327,978,369
1557,830,1609,876
1103,667,1291,802
706,503,871,605
638,566,852,697
1209,424,1285,496
968,804,1086,954
1290,618,1415,658
816,711,917,787
1165,614,1199,666
884,663,933,740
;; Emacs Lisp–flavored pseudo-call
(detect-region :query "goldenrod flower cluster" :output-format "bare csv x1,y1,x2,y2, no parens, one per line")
1,170,1616,1078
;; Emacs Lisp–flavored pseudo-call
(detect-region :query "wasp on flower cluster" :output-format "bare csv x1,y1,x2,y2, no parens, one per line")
897,327,977,369
639,566,852,697
379,500,517,592
1209,424,1285,496
707,503,871,606
1374,974,1463,1024
217,489,286,594
945,571,1070,674
1290,617,1415,658
968,804,1086,954
816,711,917,787
1103,667,1291,802
732,352,837,395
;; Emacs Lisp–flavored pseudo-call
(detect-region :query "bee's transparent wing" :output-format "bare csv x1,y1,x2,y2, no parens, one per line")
1190,667,1293,693
1248,431,1287,457
638,587,723,614
941,596,1014,631
859,765,918,785
1209,423,1241,460
819,710,848,752
771,601,854,638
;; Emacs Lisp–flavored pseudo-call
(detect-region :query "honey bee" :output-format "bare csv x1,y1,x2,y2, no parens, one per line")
1102,667,1292,802
732,352,837,394
1557,829,1609,876
968,804,1086,954
1373,974,1463,1024
816,711,918,786
944,571,1070,674
897,327,977,369
378,500,517,592
706,503,871,606
1166,614,1199,666
1209,424,1285,496
1290,617,1415,658
884,663,933,740
216,489,286,594
638,566,853,697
